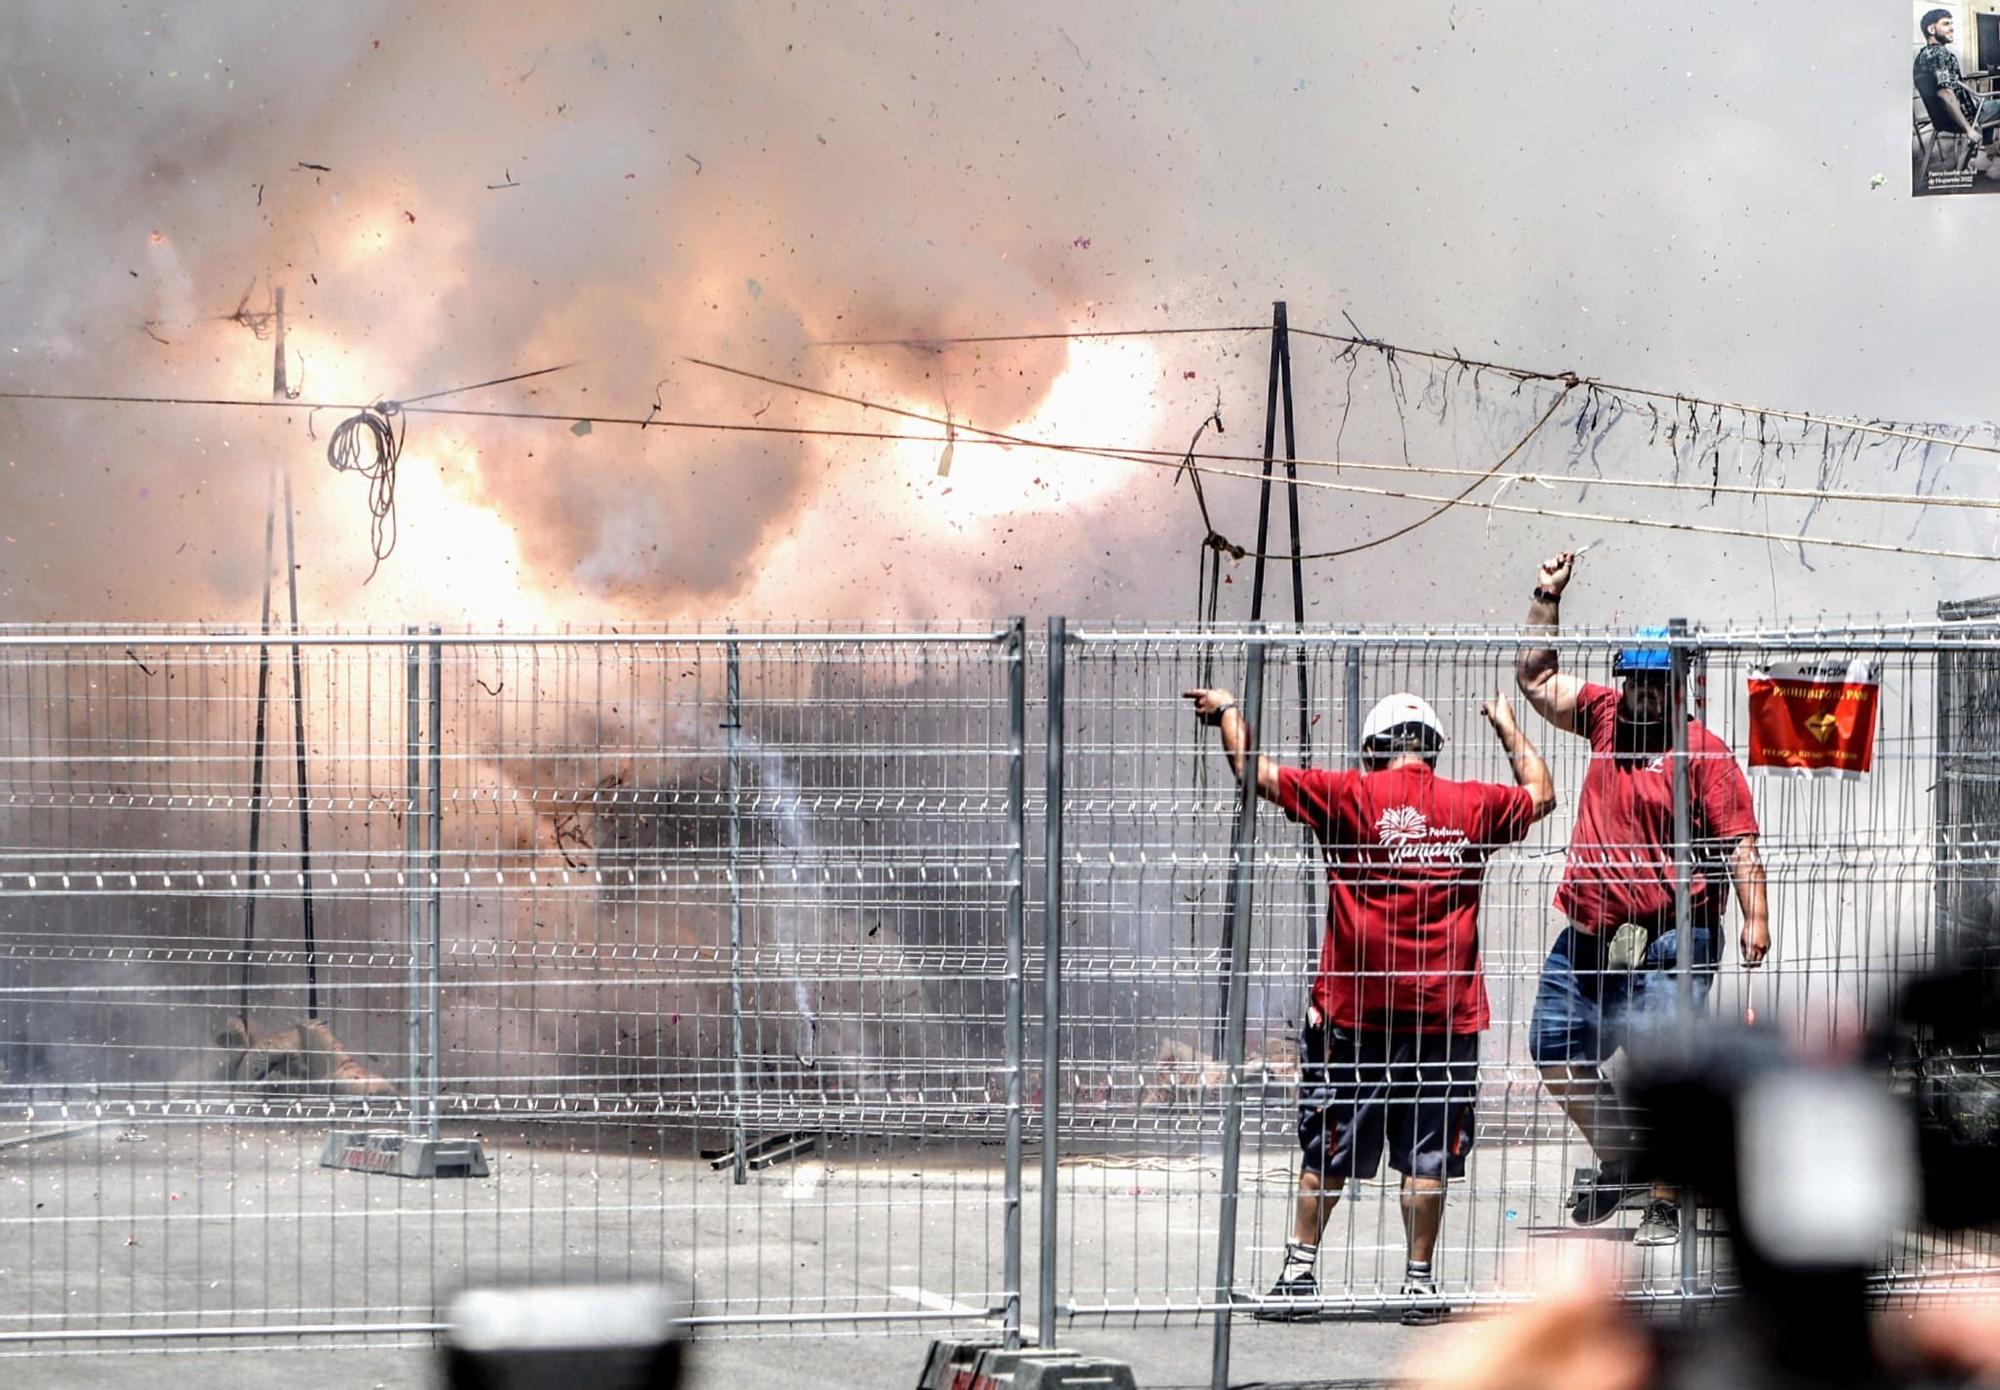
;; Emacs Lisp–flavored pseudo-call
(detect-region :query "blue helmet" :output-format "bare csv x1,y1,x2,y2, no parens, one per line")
1613,625,1673,675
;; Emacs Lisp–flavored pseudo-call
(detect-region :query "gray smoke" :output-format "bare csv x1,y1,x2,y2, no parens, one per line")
6,4,1989,634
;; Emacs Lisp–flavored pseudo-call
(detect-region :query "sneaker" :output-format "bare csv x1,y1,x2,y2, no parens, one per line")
1634,1196,1681,1246
1569,1158,1641,1226
1398,1273,1449,1326
1253,1269,1319,1322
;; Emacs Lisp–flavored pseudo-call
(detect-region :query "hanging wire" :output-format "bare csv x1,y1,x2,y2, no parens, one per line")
678,358,2000,563
809,324,1266,348
325,363,577,581
324,403,403,583
6,379,1990,512
5,344,1997,564
811,317,2000,463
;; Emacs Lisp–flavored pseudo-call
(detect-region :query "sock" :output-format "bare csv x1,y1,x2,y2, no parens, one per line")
1405,1258,1433,1286
1282,1240,1318,1276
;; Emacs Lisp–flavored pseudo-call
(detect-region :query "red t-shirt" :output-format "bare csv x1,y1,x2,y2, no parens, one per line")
1276,763,1535,1034
1554,683,1760,934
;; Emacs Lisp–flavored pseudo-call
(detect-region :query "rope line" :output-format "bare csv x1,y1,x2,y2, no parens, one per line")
6,368,1995,564
1304,385,1575,561
808,324,1266,348
1286,326,2000,461
4,385,1987,510
808,317,2000,462
678,360,1995,563
396,362,576,407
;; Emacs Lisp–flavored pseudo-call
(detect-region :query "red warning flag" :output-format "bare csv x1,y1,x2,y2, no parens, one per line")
1747,658,1880,779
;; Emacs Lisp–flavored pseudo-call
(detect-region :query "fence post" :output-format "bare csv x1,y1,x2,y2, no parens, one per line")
1003,616,1027,1349
404,629,423,1136
426,630,443,1140
724,637,749,1185
1210,635,1268,1390
1934,620,1955,960
1039,616,1066,1347
1667,617,1697,1303
1341,644,1361,769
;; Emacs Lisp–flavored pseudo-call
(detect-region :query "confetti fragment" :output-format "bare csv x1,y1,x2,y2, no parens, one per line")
570,420,593,437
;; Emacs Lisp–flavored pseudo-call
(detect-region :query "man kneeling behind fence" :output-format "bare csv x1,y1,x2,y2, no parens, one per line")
1186,686,1554,1323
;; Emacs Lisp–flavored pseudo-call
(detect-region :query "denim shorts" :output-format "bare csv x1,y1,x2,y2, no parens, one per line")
1297,1024,1478,1181
1526,923,1718,1067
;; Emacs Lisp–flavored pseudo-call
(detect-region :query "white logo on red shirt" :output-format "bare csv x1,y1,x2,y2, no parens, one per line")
1373,805,1470,864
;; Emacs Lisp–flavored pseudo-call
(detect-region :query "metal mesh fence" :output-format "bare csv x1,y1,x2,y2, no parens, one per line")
1043,623,2000,1343
0,627,1026,1350
0,618,1994,1371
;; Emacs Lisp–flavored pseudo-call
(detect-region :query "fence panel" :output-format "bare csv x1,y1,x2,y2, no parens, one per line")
1044,623,2000,1347
0,627,1025,1351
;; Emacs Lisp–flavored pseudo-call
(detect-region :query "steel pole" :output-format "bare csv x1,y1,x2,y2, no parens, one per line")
1210,637,1268,1390
1002,617,1027,1349
1038,616,1066,1347
1668,617,1697,1304
1934,610,1955,958
725,639,749,1184
238,463,278,1019
1343,646,1362,770
271,286,320,1020
1277,312,1318,971
426,630,443,1140
1249,302,1284,619
404,630,422,1137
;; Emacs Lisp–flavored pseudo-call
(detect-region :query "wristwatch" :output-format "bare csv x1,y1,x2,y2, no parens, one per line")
1533,586,1562,604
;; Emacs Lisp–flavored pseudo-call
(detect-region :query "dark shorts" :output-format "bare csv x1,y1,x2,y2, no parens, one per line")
1526,923,1718,1067
1297,1024,1478,1182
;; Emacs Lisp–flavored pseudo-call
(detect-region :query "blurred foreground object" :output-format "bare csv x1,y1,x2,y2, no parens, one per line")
442,1284,683,1390
1411,937,1999,1390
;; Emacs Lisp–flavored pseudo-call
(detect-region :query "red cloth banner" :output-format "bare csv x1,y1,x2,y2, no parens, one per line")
1747,658,1880,779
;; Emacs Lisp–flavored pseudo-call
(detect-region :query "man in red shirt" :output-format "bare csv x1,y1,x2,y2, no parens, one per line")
1185,684,1554,1322
1516,550,1770,1247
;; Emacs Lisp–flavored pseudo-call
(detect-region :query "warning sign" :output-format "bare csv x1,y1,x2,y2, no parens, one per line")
1747,658,1881,779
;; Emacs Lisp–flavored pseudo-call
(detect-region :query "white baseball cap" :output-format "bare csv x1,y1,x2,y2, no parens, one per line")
1361,692,1445,745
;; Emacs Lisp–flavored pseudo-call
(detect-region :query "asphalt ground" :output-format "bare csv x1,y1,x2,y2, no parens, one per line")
0,1121,1756,1387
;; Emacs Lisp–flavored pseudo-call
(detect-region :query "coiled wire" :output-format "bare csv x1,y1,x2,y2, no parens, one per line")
325,402,402,583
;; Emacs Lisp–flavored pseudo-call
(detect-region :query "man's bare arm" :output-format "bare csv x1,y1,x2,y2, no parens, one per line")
1729,836,1771,967
1516,550,1585,733
1183,688,1280,801
1482,692,1556,821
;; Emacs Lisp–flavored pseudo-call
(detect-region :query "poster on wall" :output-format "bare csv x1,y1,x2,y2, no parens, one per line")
1914,3,2000,194
1747,658,1882,779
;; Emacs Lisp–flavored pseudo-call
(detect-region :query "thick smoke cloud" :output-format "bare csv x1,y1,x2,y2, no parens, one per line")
2,3,1994,630
3,0,1995,1111
0,4,1142,626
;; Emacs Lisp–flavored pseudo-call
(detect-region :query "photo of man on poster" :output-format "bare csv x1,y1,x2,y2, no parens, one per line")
1914,3,2000,193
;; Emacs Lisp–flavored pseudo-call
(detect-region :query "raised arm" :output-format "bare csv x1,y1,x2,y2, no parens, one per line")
1516,550,1586,734
1184,687,1282,802
1481,692,1556,821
